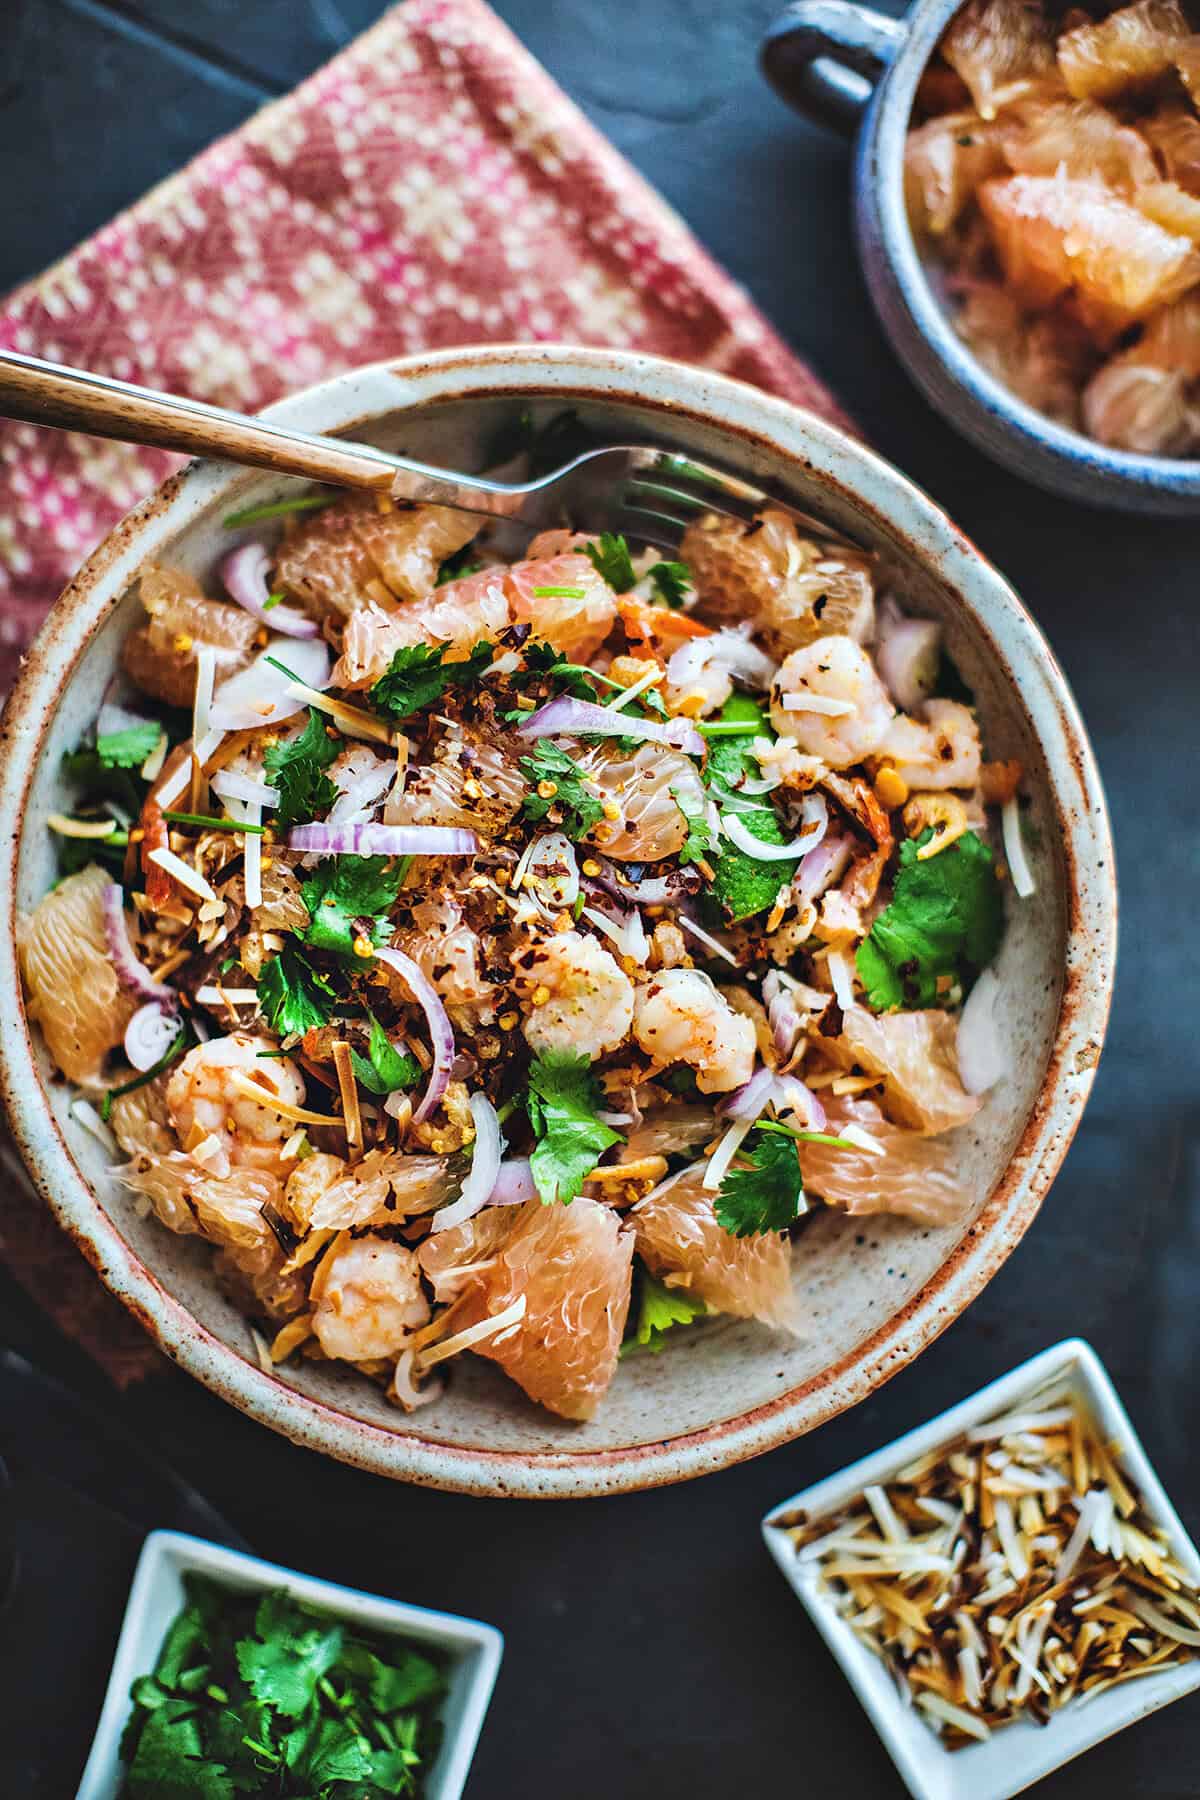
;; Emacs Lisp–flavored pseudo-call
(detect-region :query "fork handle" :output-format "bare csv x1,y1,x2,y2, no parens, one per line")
0,349,516,513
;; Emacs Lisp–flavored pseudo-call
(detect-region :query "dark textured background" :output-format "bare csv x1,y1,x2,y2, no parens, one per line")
2,0,1199,1794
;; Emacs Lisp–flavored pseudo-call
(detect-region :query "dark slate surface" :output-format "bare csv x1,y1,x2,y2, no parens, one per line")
2,2,1199,1795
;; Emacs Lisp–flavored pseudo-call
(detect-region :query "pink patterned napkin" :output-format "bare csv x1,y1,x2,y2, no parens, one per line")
0,0,848,1384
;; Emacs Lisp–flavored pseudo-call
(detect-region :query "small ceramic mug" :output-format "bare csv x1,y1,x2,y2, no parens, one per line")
762,0,1200,515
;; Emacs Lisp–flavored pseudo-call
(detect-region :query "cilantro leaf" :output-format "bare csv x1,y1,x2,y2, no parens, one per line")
258,945,336,1037
350,1013,422,1095
263,708,339,828
367,1649,444,1711
300,1715,374,1785
622,1266,707,1355
519,742,604,840
526,1050,622,1204
300,856,405,960
126,1701,235,1799
715,1127,805,1237
646,559,692,608
519,639,601,702
435,543,484,584
236,1595,344,1718
96,719,162,768
705,695,797,921
369,639,493,719
585,531,637,593
856,830,1003,1012
672,786,713,869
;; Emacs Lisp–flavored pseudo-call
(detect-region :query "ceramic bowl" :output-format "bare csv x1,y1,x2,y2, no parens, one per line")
77,1530,502,1800
762,1339,1200,1799
762,0,1200,515
0,344,1116,1497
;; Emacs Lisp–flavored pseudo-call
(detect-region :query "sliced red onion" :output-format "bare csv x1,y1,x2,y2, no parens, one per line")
718,1067,826,1131
795,831,854,901
124,1001,181,1072
875,595,941,713
374,946,455,1125
221,543,319,638
287,822,478,857
518,694,705,758
103,882,178,1005
209,636,331,732
957,966,1007,1095
718,1065,778,1123
487,1157,537,1207
763,969,802,1064
773,1074,826,1132
430,1092,503,1233
210,768,281,808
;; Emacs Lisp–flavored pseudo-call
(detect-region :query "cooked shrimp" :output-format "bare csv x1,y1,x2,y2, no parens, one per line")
166,1033,305,1179
770,635,895,768
310,1234,430,1362
516,929,635,1060
581,744,707,861
879,698,982,790
632,968,756,1094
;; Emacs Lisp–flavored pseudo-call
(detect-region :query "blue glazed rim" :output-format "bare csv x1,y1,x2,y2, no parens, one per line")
767,0,1200,512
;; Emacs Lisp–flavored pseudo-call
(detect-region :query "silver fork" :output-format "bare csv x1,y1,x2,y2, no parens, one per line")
0,348,854,552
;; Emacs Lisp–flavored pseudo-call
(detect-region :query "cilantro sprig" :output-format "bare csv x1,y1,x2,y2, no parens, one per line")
118,1576,448,1799
715,1126,806,1237
350,1013,422,1095
300,856,406,960
856,830,1003,1011
263,708,339,828
672,786,714,869
525,1050,623,1204
368,640,493,720
585,531,637,593
96,719,162,769
258,945,336,1038
519,742,604,840
646,559,692,608
621,1263,708,1356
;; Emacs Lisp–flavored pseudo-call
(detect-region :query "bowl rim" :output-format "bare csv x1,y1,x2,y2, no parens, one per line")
864,0,1200,503
0,342,1117,1498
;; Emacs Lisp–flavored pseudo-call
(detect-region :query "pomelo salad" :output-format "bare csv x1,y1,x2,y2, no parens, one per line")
20,481,1034,1421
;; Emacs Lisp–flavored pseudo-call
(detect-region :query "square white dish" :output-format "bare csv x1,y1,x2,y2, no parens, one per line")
77,1528,503,1800
762,1338,1200,1800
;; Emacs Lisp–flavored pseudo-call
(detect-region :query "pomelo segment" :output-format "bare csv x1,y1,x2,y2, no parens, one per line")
122,564,258,709
504,553,618,661
906,113,1008,238
682,510,874,655
999,96,1157,188
1135,179,1200,241
953,283,1095,424
978,172,1200,335
829,1005,980,1134
18,865,137,1086
275,498,478,617
1143,106,1200,195
1057,0,1190,100
798,1095,967,1227
941,0,1054,117
632,1166,799,1333
419,1198,633,1421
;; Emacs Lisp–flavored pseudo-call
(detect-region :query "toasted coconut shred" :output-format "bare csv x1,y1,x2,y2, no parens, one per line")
778,1378,1200,1745
20,490,1040,1426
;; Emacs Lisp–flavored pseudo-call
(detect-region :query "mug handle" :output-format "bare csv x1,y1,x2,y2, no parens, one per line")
761,0,909,136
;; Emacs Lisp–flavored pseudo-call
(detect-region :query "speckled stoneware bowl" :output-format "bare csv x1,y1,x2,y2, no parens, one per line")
0,345,1116,1497
762,0,1200,515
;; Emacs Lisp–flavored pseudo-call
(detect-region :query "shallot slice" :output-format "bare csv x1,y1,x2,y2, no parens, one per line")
221,543,318,638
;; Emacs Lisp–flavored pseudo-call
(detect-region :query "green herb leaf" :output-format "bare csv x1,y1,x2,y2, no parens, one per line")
715,1126,805,1237
236,1596,344,1719
350,1014,422,1095
300,856,405,960
856,830,1003,1011
622,1265,707,1356
368,639,493,720
435,543,484,585
258,946,336,1038
672,786,714,869
704,695,796,921
518,639,606,702
646,559,692,608
526,1050,622,1205
585,531,637,593
519,742,604,840
126,1701,235,1800
366,1650,444,1712
263,707,340,828
96,720,162,768
223,493,331,529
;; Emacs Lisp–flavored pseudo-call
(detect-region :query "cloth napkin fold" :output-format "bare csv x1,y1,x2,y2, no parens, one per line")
0,0,847,1384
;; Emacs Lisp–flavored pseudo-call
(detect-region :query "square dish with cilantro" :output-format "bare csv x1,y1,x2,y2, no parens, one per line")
19,490,1035,1424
